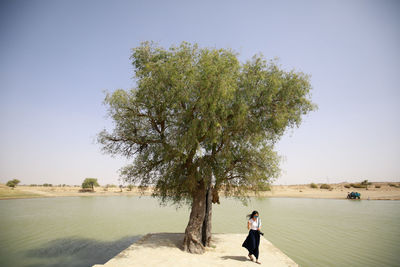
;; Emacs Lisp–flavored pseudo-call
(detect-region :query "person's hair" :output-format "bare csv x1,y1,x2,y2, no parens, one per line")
247,210,259,219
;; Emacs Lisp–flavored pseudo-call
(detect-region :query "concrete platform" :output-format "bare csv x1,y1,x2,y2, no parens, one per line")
93,233,298,267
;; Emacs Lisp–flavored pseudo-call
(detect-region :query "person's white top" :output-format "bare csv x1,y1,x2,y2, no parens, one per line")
249,218,261,230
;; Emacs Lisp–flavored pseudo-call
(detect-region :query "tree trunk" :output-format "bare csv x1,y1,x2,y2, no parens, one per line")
202,184,212,247
183,181,207,254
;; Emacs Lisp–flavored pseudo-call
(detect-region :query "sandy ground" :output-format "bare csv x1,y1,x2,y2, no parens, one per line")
93,233,298,267
255,183,400,200
0,184,153,199
1,182,399,200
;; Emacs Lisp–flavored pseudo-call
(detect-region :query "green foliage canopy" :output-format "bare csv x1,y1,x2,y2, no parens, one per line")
6,179,20,188
99,42,316,204
82,178,100,190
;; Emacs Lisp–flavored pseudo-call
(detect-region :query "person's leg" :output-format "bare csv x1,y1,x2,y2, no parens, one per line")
255,231,261,263
254,246,261,264
254,246,259,259
243,231,255,261
249,230,257,261
248,253,254,261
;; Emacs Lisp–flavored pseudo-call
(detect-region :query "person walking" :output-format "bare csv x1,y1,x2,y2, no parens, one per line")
242,210,262,264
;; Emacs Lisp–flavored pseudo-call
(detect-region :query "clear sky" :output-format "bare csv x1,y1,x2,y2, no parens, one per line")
1,0,399,186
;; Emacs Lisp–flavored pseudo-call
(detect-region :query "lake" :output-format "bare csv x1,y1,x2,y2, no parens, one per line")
0,196,399,267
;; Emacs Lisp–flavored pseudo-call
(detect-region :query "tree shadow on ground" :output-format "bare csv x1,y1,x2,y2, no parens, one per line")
137,233,184,250
221,255,249,262
24,235,142,267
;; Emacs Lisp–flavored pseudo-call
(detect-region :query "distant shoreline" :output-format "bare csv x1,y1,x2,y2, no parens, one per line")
1,182,399,200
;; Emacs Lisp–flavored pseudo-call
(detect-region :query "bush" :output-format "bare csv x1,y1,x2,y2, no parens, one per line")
43,183,52,187
344,184,351,188
82,178,99,191
6,179,20,188
320,184,331,190
388,183,399,188
375,185,381,188
310,183,318,189
352,183,366,188
79,188,95,193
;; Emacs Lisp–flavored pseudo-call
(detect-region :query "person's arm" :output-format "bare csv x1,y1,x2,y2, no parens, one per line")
247,221,251,230
257,218,261,231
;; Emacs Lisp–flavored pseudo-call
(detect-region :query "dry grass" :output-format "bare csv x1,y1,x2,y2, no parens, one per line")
0,184,44,199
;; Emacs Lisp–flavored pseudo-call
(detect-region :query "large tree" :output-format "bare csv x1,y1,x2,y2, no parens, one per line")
98,42,316,254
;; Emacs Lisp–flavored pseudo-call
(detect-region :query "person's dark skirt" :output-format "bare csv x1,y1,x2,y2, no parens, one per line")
242,229,260,259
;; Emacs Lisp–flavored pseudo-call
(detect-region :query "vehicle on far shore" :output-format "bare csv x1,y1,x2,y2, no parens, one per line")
347,192,361,199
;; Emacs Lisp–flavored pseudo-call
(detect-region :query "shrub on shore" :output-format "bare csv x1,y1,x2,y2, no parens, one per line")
6,179,20,188
350,183,366,188
320,184,331,190
344,184,351,188
375,185,381,188
310,183,318,189
81,178,99,192
79,188,95,193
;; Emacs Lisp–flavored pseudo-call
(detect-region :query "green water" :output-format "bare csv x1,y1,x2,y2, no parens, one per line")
0,196,399,267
